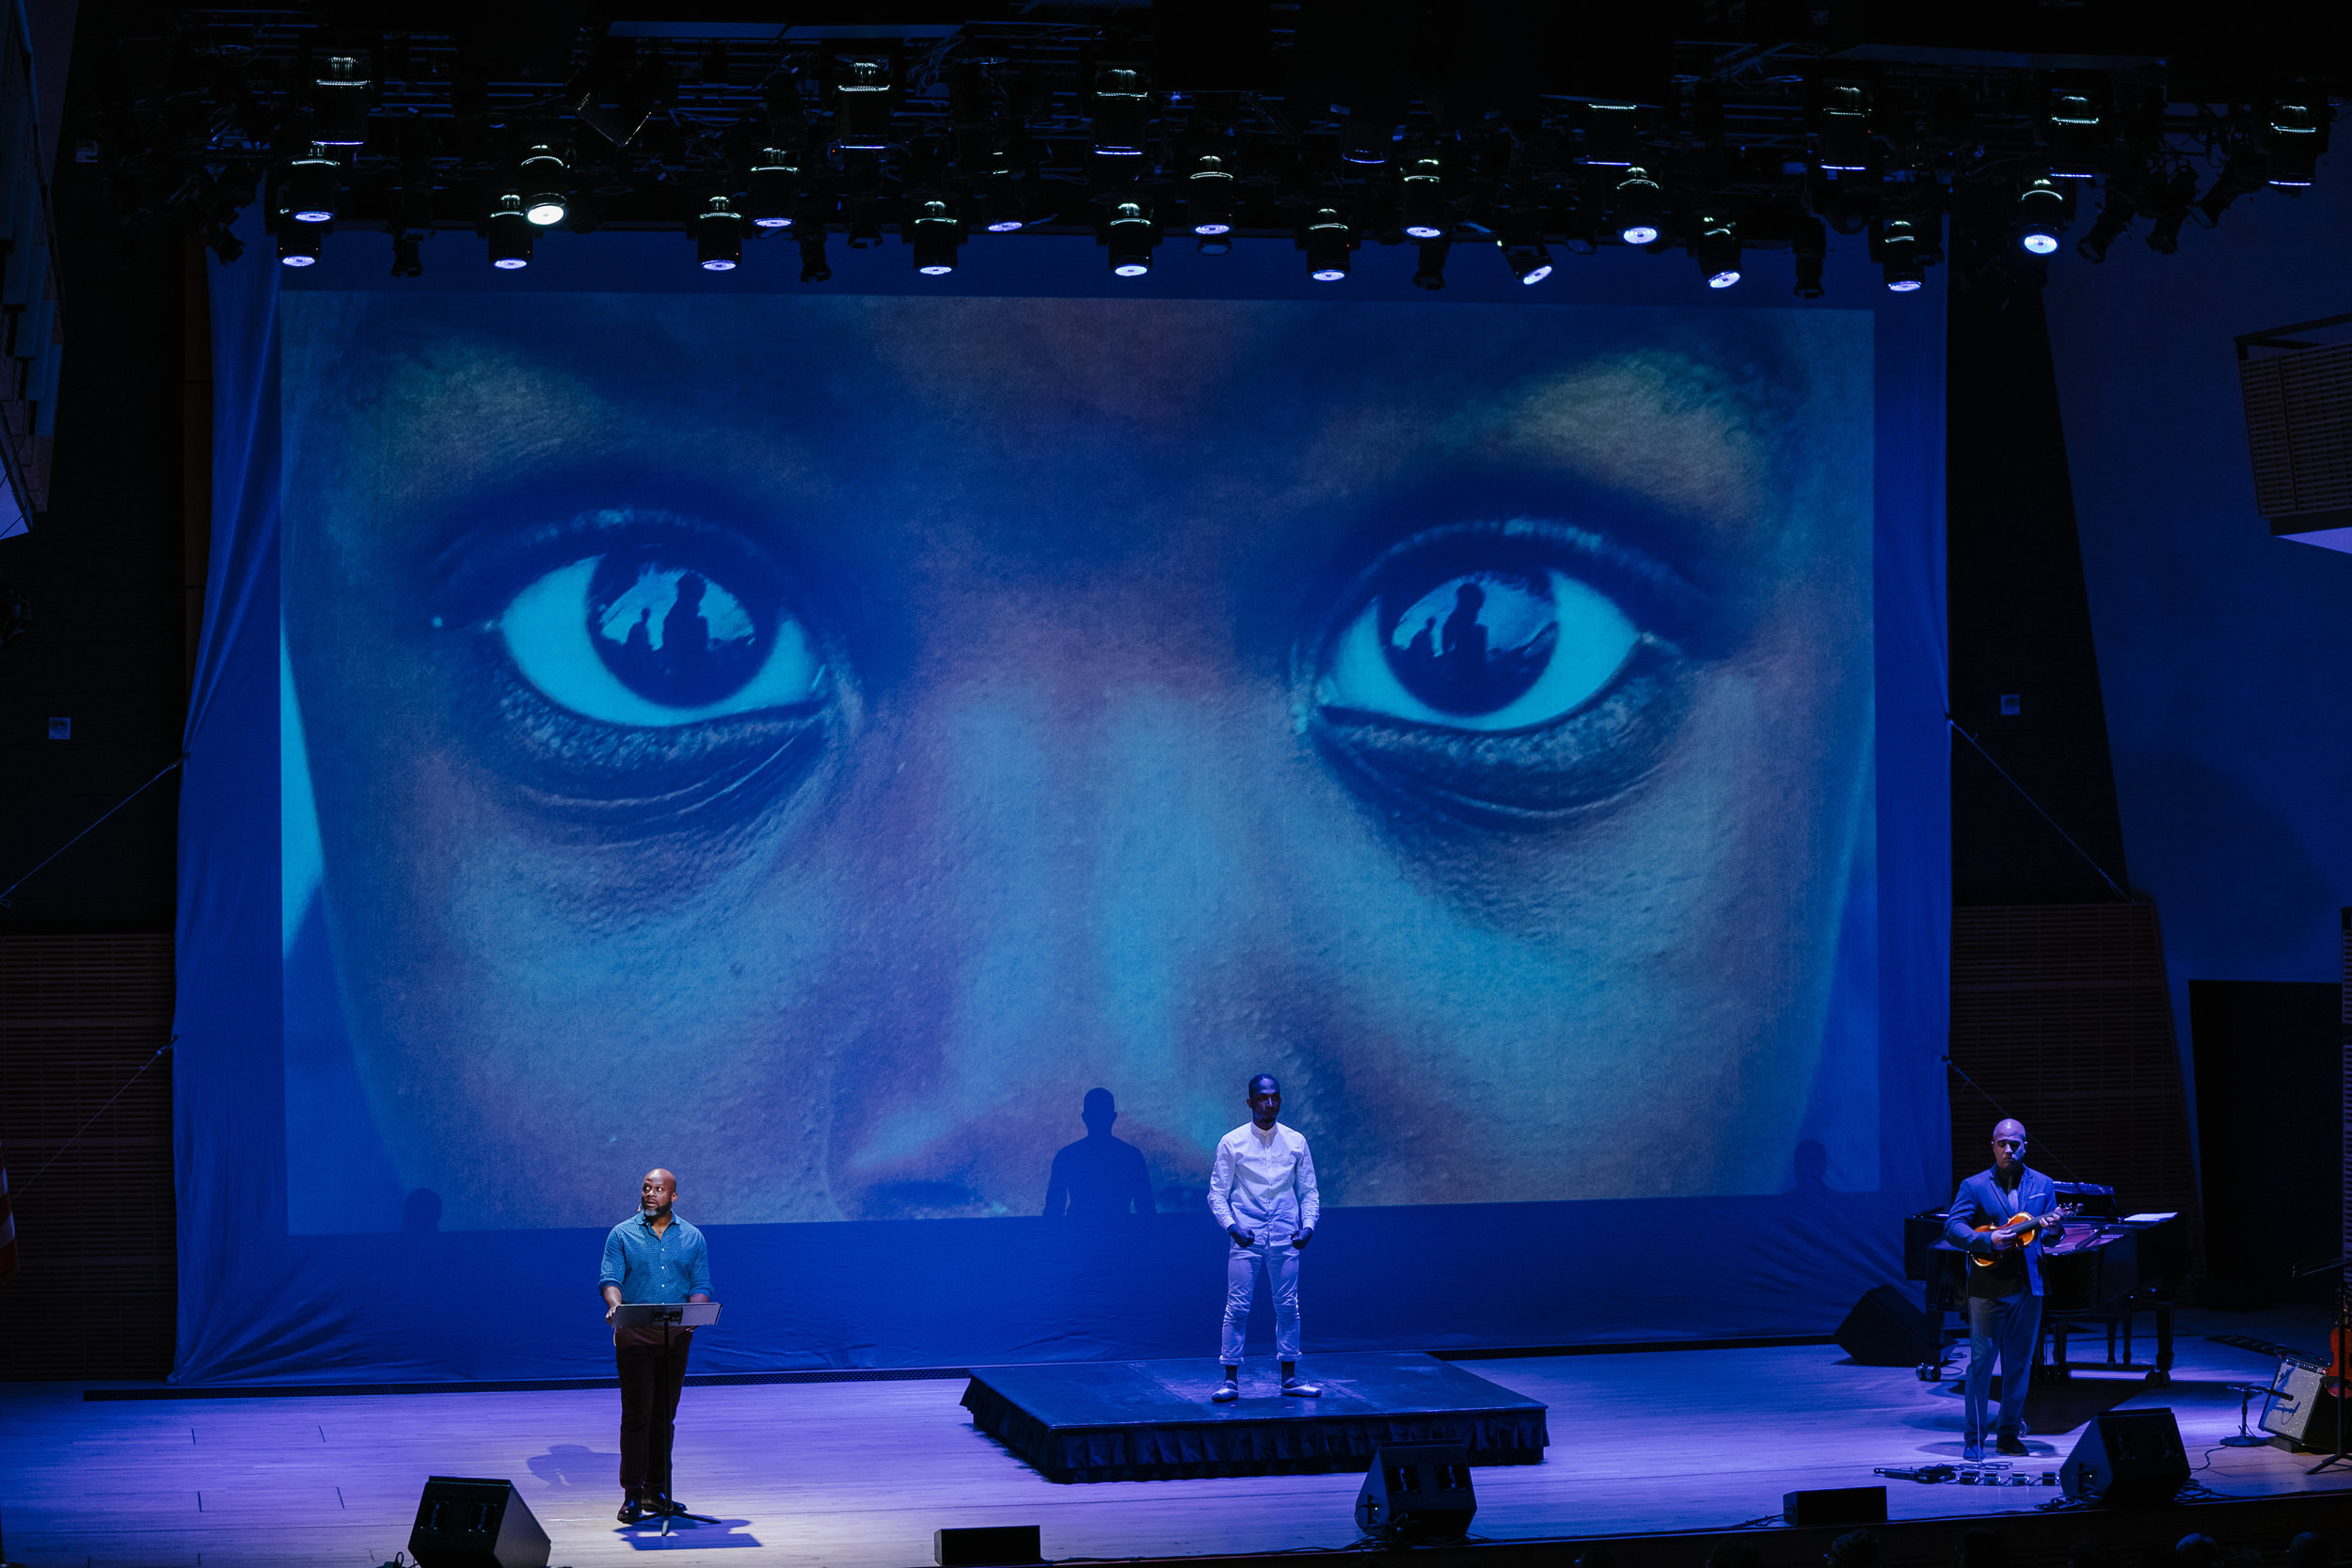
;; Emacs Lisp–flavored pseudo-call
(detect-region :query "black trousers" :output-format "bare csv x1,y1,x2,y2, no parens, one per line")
616,1330,692,1497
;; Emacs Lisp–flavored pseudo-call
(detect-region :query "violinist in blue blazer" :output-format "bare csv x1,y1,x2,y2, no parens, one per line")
1942,1118,2066,1461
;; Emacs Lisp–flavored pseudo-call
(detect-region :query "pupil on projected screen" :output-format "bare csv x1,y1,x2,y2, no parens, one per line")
588,556,767,709
1382,572,1561,718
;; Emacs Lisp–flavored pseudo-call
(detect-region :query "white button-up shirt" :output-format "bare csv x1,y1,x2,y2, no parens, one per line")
1207,1120,1320,1236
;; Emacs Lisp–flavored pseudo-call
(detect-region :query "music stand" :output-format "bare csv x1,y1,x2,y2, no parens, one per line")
2290,1255,2347,1475
612,1301,723,1535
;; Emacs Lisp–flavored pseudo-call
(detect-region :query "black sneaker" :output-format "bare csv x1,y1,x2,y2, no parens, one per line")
1996,1432,2028,1456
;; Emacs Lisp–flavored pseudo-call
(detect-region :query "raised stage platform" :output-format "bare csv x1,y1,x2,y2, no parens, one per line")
960,1352,1549,1481
4,1307,2349,1568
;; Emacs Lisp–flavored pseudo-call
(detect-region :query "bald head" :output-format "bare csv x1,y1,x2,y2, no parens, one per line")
640,1168,677,1217
1990,1121,2026,1179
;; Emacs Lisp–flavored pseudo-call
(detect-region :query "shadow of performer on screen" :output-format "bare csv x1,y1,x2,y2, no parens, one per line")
1043,1088,1157,1219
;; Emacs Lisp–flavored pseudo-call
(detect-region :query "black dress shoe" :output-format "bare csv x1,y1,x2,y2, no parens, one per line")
647,1494,687,1516
1995,1432,2028,1456
618,1495,645,1524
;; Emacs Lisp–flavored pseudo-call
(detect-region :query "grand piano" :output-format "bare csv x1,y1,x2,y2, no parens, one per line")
1903,1182,2190,1384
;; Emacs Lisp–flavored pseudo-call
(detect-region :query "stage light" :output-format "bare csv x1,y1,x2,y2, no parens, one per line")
2015,176,2068,255
2043,90,2104,181
1613,167,1662,245
1104,201,1155,277
912,199,961,276
1811,83,1872,174
1791,212,1827,298
1302,207,1352,281
746,148,798,229
485,195,532,269
389,232,422,277
282,145,340,224
1400,156,1446,239
980,168,1029,232
1412,238,1449,291
833,56,895,150
1337,111,1393,167
798,229,832,283
2194,148,2265,230
1581,103,1638,167
2143,166,2197,254
277,222,324,267
1877,215,1924,292
518,144,568,227
1695,213,1740,288
310,54,371,148
694,196,746,271
2074,189,2132,263
2264,102,2324,187
1500,212,1550,285
1186,153,1236,235
1091,67,1149,157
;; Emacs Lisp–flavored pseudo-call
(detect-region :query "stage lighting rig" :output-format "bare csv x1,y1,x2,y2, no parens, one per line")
1613,167,1664,245
2041,87,2106,182
280,145,340,225
518,144,569,227
2263,100,2327,187
2074,183,2134,261
277,221,323,267
310,53,372,147
485,194,532,269
830,54,898,152
695,196,747,271
1875,214,1926,292
1399,154,1446,240
2142,166,2198,254
1811,82,1874,174
746,148,799,230
1089,66,1150,159
910,198,962,275
1791,211,1827,298
2015,176,2070,254
1695,212,1740,289
1101,201,1156,277
799,227,833,283
1185,152,1237,235
1413,238,1449,291
1301,207,1353,281
1581,103,1639,167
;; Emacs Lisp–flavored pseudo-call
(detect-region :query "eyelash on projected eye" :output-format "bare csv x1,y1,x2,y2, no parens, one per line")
1301,519,1705,828
427,509,846,827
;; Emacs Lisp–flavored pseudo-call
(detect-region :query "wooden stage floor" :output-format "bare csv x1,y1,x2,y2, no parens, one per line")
5,1308,2347,1568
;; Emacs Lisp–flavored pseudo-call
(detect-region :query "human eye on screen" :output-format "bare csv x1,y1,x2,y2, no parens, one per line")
431,506,842,830
1305,516,1709,828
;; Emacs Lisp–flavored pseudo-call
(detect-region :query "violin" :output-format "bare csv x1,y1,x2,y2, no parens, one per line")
1970,1207,2069,1267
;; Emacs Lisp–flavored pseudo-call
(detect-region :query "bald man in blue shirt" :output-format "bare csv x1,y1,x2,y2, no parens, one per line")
600,1169,712,1523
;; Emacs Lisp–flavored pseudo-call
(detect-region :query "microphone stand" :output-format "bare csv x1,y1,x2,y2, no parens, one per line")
2290,1254,2349,1474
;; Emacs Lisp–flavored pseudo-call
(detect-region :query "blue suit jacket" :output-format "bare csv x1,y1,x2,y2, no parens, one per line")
1942,1166,2064,1296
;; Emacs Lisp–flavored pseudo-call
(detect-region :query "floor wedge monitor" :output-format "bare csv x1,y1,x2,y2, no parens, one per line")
2059,1409,2189,1507
1354,1442,1476,1543
409,1476,550,1568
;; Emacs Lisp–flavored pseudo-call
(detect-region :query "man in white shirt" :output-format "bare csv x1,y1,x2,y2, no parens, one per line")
1207,1073,1321,1402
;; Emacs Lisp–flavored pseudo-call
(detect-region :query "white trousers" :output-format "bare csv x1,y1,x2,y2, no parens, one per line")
1220,1235,1301,1363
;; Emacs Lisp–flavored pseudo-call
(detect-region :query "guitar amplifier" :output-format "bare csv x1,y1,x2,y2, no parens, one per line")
2260,1359,2342,1449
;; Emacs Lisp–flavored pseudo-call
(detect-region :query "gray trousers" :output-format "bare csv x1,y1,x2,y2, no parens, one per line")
1220,1235,1301,1362
1964,1290,2042,1439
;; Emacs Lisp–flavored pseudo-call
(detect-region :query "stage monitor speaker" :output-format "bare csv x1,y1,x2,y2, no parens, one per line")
935,1525,1044,1566
2059,1409,2189,1507
2258,1359,2342,1449
1835,1285,1936,1367
1354,1442,1476,1543
1782,1485,1887,1528
408,1476,549,1568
